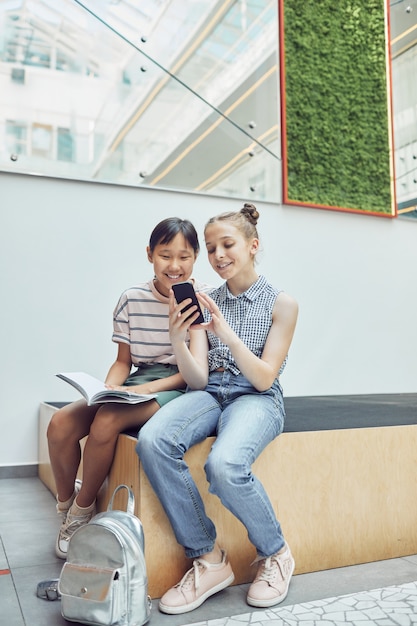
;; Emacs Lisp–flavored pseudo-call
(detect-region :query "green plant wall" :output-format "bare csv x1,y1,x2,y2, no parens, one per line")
281,0,395,216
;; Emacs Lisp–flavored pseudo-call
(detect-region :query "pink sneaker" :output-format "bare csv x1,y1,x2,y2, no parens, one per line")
159,550,235,614
247,543,295,608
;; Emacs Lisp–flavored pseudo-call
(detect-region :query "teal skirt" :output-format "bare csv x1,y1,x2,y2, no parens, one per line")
124,363,185,408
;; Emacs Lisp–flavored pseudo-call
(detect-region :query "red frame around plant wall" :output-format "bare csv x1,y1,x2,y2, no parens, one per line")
278,0,397,218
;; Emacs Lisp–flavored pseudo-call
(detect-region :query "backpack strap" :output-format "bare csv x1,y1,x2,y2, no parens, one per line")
107,484,135,515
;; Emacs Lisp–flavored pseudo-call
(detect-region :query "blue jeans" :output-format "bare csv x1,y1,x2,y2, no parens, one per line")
136,371,286,559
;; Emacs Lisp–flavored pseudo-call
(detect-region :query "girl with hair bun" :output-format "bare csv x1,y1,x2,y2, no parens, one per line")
137,204,298,614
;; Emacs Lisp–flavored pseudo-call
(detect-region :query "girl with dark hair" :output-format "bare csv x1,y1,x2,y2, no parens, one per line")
137,204,298,614
47,217,208,559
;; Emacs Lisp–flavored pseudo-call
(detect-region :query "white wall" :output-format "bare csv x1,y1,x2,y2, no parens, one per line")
1,171,416,467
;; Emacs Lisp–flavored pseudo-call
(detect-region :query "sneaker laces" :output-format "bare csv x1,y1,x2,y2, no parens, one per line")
253,554,287,585
255,557,275,582
59,514,91,542
176,559,205,592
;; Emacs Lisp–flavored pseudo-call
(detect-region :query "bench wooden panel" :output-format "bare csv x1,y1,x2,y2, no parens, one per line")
38,402,417,599
98,425,417,597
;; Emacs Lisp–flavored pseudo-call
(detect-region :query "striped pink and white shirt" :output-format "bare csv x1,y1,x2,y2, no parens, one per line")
112,279,211,367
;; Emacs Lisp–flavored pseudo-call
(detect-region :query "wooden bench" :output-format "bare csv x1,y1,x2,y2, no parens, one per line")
38,395,417,599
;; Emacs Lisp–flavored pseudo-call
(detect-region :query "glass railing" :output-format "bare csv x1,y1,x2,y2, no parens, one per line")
390,0,417,219
1,0,416,217
0,0,281,202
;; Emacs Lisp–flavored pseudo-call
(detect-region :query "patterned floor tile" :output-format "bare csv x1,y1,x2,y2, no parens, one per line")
188,581,417,626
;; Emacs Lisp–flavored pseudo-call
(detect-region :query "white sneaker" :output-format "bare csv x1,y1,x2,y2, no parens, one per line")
159,550,235,614
55,481,96,559
246,543,295,608
55,479,82,522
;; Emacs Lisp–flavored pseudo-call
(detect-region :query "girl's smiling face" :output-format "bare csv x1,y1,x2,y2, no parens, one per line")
204,221,258,281
148,233,197,297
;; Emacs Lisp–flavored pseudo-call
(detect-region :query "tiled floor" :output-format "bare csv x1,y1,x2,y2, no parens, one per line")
1,477,417,626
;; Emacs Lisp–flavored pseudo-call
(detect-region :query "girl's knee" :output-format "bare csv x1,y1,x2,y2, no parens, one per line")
47,408,72,443
206,452,246,492
136,419,178,465
88,409,121,443
136,420,159,458
47,402,95,444
205,453,225,487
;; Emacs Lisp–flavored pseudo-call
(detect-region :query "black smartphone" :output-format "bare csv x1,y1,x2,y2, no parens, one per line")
172,281,205,324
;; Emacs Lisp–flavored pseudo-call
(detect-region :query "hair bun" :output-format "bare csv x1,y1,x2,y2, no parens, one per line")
241,203,259,225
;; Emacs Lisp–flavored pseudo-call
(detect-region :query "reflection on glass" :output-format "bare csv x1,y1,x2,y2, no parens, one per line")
0,0,280,202
1,0,415,215
390,0,417,220
6,119,27,156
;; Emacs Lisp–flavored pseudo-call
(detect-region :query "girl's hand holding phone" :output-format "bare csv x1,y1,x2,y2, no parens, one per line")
169,288,204,346
196,291,235,344
172,282,205,324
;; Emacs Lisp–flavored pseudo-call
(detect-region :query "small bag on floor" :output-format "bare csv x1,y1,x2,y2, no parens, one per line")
36,578,61,601
58,484,151,626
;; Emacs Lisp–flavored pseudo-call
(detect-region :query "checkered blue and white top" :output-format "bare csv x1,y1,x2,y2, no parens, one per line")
205,275,287,378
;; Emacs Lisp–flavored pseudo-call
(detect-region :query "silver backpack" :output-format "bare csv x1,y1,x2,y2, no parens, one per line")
58,485,151,626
